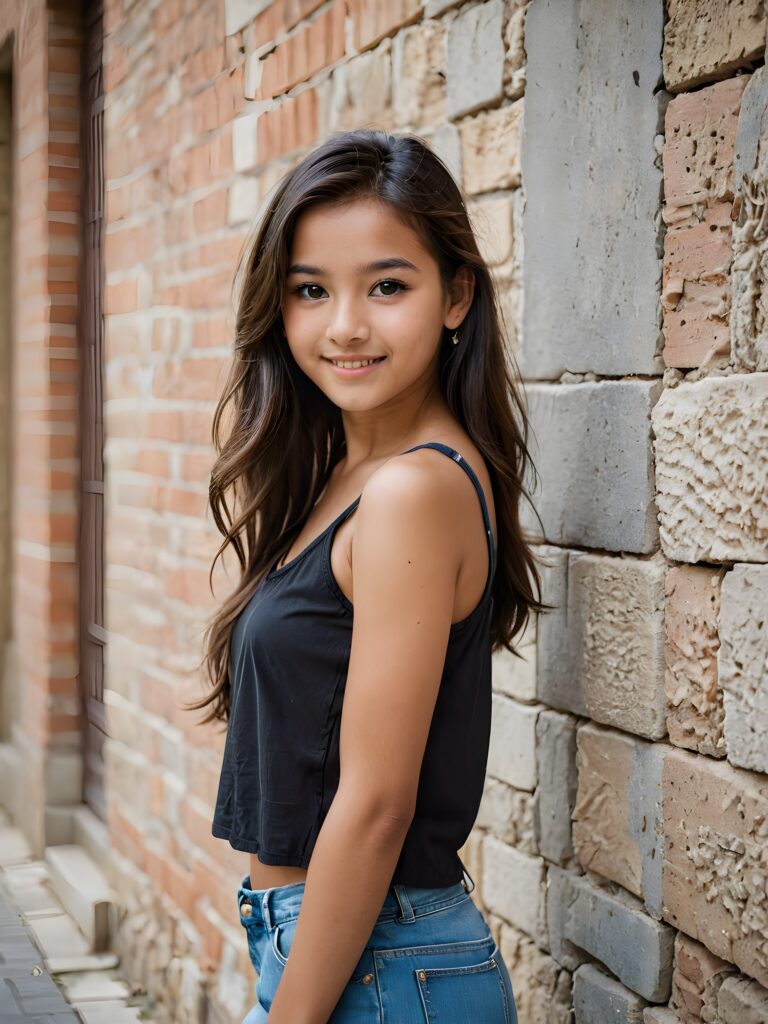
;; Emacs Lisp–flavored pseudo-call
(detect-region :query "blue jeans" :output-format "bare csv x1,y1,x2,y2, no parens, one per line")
237,869,518,1023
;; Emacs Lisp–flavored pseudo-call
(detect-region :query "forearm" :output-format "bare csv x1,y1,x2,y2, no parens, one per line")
266,794,411,1024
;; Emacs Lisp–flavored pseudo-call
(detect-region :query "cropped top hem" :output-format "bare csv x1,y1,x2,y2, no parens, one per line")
211,823,310,866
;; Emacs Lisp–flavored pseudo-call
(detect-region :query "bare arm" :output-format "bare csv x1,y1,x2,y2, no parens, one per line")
265,454,464,1024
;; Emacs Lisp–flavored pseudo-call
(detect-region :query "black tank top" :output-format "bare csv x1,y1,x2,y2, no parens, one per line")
211,441,497,887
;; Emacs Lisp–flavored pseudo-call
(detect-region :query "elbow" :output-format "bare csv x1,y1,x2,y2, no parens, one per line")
338,787,415,840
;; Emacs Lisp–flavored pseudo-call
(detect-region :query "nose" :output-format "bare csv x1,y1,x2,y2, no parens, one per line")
325,296,369,346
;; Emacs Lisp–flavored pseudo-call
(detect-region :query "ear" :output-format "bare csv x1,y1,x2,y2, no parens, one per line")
443,265,475,329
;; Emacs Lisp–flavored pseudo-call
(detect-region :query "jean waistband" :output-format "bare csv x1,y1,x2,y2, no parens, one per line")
237,867,476,930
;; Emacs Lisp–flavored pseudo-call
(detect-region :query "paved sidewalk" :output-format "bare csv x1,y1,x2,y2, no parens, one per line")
0,808,155,1023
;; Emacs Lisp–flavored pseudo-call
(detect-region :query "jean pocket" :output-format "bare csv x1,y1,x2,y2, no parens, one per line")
414,942,512,1024
271,920,374,983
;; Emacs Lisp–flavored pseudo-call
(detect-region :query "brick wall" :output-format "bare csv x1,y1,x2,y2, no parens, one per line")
2,1,767,1023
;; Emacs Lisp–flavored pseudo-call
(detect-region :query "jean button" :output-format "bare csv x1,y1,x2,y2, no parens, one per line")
362,973,374,985
241,901,253,917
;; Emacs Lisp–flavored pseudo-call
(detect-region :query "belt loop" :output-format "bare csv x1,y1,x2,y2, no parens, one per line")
461,866,475,894
261,887,273,931
393,883,416,923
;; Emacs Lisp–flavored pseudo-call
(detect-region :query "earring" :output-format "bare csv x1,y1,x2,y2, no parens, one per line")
452,330,460,345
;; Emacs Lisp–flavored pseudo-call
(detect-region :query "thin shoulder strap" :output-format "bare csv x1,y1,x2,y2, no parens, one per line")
398,441,497,596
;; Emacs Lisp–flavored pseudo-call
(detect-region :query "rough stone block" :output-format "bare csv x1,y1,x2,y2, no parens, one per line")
492,611,536,704
718,564,768,773
661,204,732,369
662,745,768,987
731,67,768,372
534,711,577,866
670,932,735,1024
718,974,768,1024
572,724,664,919
476,778,536,855
643,1011,682,1024
459,101,522,194
522,381,662,553
330,40,393,133
663,0,766,93
537,548,667,740
446,0,504,119
573,964,649,1024
481,834,546,945
487,694,540,792
499,922,572,1024
391,18,446,128
469,193,515,269
664,565,726,758
520,0,665,378
663,76,748,225
652,373,768,563
549,868,674,1001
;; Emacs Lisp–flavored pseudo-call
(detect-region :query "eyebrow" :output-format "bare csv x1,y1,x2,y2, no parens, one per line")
286,257,421,276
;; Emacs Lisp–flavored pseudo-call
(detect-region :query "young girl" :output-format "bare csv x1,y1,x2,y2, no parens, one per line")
191,128,546,1024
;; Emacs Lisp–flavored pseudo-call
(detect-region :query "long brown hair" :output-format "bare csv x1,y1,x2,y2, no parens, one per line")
187,128,550,725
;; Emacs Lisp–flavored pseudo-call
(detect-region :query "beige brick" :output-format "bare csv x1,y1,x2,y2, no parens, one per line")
662,746,768,987
460,101,522,194
391,16,446,128
718,974,768,1024
329,39,394,132
671,932,735,1024
661,204,732,369
476,777,536,855
481,834,546,945
663,76,748,226
664,565,726,758
499,922,572,1024
469,194,516,268
663,0,766,93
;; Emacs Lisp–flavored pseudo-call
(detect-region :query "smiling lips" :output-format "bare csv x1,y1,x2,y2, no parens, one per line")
325,356,386,375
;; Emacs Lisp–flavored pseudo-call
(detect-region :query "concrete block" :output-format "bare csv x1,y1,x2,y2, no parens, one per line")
537,549,667,740
718,564,768,772
549,868,673,1001
476,778,536,855
498,922,572,1024
44,845,116,953
534,711,577,867
522,381,662,554
662,745,768,987
718,974,768,1024
232,113,259,173
492,609,536,704
391,18,445,128
663,76,748,225
481,834,546,945
520,0,665,378
643,1010,681,1024
227,177,259,226
732,67,768,373
652,373,768,563
459,101,522,194
487,694,540,792
664,565,726,758
331,40,393,133
574,964,649,1024
663,0,766,93
661,203,732,369
572,724,664,919
446,0,504,119
225,0,271,36
670,932,735,1024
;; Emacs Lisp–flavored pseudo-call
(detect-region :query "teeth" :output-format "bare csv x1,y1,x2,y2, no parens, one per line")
330,358,381,368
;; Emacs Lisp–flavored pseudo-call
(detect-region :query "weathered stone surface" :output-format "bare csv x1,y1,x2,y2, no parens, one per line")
330,40,393,132
572,724,664,919
482,834,546,945
487,694,540,792
492,610,536,704
663,0,765,93
652,374,768,563
643,1010,682,1024
522,381,662,554
520,0,664,378
476,778,536,855
499,922,572,1024
573,964,649,1024
718,973,768,1024
664,565,726,758
534,711,577,867
391,17,446,128
549,868,674,1001
225,0,271,36
459,101,522,194
663,76,749,227
662,745,768,987
670,932,735,1024
661,203,732,369
445,0,504,119
469,193,515,269
537,548,667,740
718,564,768,773
731,67,768,372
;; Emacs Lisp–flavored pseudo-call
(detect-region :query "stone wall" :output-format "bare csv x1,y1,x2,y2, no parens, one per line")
0,0,761,1022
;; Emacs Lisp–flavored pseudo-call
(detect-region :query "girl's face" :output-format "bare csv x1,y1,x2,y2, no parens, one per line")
281,197,468,412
